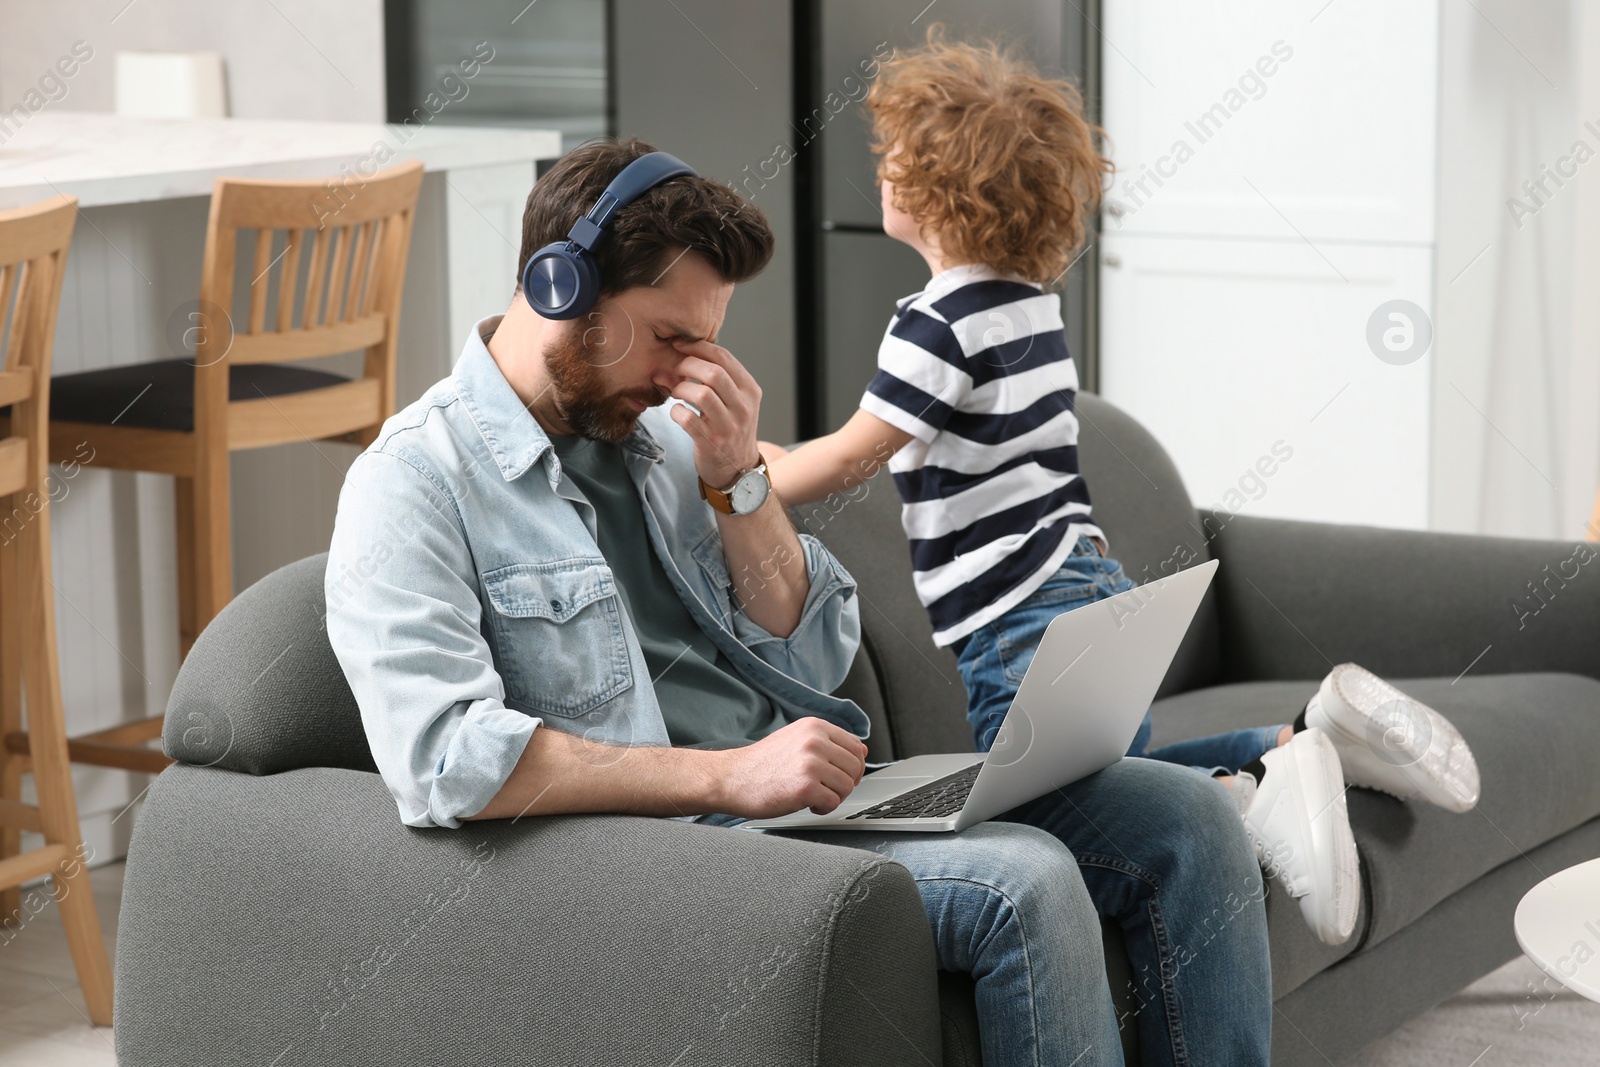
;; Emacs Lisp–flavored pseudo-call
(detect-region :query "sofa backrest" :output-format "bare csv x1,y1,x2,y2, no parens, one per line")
165,393,1218,772
1065,393,1222,695
823,392,1220,759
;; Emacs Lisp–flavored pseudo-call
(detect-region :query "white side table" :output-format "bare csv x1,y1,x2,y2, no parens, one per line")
1515,856,1600,1002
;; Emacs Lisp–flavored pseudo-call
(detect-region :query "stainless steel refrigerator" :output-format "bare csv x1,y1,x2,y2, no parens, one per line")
794,0,1102,435
383,0,1101,440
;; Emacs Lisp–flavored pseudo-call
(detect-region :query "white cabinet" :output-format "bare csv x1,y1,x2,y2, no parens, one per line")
1098,235,1433,529
1098,0,1441,530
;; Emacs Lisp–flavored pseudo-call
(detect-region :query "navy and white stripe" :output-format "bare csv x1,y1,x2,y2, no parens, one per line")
860,264,1103,647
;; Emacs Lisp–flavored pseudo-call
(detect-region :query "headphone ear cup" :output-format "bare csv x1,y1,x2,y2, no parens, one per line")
522,244,601,321
565,251,602,319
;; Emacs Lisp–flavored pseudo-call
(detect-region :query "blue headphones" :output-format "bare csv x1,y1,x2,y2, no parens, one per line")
521,150,698,320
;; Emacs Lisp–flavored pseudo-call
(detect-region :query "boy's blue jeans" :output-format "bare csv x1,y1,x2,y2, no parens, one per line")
956,536,1285,773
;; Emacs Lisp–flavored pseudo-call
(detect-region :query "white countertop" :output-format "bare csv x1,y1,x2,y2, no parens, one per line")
0,112,561,210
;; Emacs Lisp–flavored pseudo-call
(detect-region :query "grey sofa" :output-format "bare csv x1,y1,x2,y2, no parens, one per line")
113,393,1600,1066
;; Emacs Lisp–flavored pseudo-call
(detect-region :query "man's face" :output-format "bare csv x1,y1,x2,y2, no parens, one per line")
542,250,733,442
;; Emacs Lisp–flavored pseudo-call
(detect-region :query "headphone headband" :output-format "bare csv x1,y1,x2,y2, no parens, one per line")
523,149,699,320
565,151,697,252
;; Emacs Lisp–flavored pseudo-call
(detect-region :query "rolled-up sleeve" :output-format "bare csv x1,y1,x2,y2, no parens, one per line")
698,530,862,693
325,450,538,828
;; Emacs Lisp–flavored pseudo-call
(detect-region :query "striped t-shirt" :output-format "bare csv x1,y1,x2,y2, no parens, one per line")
860,264,1104,647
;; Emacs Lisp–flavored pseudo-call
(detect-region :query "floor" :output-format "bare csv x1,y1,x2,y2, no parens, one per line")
0,863,122,1066
0,862,1594,1065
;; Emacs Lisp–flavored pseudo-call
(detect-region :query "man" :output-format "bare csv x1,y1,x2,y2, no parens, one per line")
326,138,1270,1066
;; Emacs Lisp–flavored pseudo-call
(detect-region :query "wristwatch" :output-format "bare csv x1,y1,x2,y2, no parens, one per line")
699,454,770,516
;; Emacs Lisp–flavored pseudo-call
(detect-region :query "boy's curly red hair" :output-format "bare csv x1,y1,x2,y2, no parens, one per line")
866,27,1112,286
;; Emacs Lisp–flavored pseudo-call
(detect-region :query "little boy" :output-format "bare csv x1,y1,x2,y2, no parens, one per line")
763,29,1479,947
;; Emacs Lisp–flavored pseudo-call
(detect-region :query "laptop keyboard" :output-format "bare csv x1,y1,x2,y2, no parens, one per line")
845,762,983,821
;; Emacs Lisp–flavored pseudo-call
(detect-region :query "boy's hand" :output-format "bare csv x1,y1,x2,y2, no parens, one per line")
761,409,914,506
666,338,763,489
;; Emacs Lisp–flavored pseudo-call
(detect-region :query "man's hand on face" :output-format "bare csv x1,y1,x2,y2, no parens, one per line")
665,338,763,489
713,717,869,818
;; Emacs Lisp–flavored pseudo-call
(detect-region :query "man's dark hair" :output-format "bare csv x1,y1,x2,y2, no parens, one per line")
517,137,774,299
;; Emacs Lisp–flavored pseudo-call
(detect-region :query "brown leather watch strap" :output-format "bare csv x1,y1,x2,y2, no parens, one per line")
698,477,735,514
698,452,766,515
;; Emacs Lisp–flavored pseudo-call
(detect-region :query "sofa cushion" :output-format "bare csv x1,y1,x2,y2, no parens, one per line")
936,972,982,1067
835,639,898,764
1148,673,1600,966
164,553,376,774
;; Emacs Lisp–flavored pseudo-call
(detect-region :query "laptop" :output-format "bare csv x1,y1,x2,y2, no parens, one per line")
744,558,1218,833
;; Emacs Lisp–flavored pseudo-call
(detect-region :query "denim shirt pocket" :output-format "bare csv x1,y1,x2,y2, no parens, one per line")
481,558,634,717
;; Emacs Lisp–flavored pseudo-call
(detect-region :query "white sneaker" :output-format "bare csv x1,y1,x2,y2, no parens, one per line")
1243,728,1361,946
1304,663,1480,813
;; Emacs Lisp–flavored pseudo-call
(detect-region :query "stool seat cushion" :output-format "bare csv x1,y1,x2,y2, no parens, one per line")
48,359,350,432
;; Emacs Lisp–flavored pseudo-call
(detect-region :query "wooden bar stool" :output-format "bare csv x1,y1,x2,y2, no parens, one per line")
43,160,424,772
0,193,115,1025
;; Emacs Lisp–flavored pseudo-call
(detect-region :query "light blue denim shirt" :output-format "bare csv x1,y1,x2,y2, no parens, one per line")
325,317,868,828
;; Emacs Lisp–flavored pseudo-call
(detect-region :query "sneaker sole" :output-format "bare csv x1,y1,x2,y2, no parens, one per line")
1309,664,1480,813
1254,729,1361,945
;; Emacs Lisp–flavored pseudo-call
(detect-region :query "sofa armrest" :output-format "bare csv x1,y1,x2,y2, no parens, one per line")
115,765,941,1067
1205,512,1600,682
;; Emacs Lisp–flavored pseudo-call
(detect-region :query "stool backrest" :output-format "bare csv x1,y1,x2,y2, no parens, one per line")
0,195,77,499
191,160,425,441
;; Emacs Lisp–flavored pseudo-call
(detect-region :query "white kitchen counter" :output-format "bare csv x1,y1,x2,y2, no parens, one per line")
0,112,556,209
0,112,560,866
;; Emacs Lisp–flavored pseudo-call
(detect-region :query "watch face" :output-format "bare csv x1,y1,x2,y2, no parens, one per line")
729,468,771,514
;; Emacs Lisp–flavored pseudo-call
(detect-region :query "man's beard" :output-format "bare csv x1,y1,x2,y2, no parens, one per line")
542,324,662,443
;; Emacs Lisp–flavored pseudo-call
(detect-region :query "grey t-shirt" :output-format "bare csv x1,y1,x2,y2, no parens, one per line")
550,434,784,749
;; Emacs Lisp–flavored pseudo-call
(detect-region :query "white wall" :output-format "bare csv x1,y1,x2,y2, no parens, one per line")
1574,4,1600,541
0,0,386,124
1432,0,1600,541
